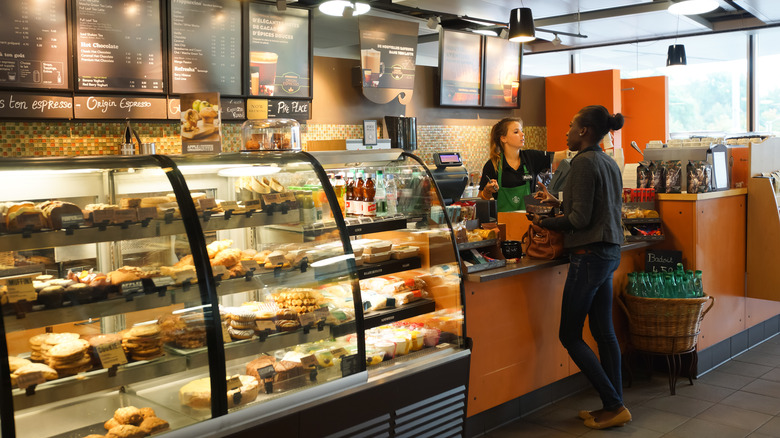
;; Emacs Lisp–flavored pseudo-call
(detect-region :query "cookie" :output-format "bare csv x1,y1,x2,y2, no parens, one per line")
126,324,161,338
48,339,89,360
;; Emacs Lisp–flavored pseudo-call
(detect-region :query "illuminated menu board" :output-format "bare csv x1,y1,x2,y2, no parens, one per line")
0,0,69,90
171,0,241,95
75,0,164,92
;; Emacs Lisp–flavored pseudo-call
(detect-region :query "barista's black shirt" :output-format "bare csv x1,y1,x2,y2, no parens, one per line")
478,150,551,198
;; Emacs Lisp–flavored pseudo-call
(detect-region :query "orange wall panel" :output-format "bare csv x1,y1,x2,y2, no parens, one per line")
545,70,621,152
621,76,668,163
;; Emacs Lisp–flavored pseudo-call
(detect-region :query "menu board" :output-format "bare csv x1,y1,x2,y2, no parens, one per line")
75,0,164,93
358,16,417,90
171,0,241,95
439,31,482,107
482,37,521,108
0,1,69,90
248,4,310,98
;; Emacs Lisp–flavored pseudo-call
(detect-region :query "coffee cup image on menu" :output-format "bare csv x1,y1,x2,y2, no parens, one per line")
250,51,278,96
360,49,384,87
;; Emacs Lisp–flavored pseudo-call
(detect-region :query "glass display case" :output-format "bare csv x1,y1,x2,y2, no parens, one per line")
0,150,467,438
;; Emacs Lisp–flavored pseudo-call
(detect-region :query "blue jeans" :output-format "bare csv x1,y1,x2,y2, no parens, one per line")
559,252,623,411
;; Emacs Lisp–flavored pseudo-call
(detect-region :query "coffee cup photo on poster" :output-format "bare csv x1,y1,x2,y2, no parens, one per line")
361,49,384,88
180,92,222,154
250,51,278,96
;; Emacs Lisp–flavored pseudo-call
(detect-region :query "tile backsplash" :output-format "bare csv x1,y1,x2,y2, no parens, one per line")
0,121,547,177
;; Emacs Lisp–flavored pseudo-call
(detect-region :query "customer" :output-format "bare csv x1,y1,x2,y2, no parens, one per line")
531,105,629,429
478,117,550,211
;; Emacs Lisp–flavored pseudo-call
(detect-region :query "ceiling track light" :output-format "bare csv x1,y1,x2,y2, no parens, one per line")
508,7,535,43
318,1,370,17
276,0,286,12
668,0,718,15
551,34,562,46
427,16,441,30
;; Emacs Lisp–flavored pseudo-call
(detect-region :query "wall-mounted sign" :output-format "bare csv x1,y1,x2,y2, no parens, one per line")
180,92,222,153
247,98,309,121
0,0,69,91
73,95,167,119
358,16,417,105
247,4,310,98
75,0,164,93
167,97,244,120
482,36,521,108
439,31,482,107
0,92,72,119
171,0,241,95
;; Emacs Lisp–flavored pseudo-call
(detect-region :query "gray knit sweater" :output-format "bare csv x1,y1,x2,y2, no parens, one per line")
540,146,624,249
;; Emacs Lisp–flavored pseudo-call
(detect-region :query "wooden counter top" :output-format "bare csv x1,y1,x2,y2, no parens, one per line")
656,188,747,201
465,241,653,283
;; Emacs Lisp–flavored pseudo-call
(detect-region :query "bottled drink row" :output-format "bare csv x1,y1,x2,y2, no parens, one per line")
331,169,434,218
626,263,704,299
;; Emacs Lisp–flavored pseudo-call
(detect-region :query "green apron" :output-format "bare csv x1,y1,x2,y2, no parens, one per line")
496,154,531,212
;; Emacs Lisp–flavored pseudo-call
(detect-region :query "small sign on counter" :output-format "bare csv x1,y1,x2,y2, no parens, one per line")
4,274,37,303
180,92,222,154
96,341,128,368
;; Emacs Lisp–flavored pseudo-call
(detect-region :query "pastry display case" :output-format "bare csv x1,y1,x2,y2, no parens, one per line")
0,150,468,438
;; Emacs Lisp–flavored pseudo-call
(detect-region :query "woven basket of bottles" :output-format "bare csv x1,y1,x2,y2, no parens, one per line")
617,293,715,354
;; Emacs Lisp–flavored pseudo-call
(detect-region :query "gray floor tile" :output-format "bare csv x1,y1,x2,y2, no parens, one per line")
485,420,579,437
720,391,780,415
525,404,592,436
664,418,751,438
751,416,780,437
619,405,688,434
718,360,774,378
733,350,780,367
581,424,663,437
759,367,780,382
672,381,736,402
642,394,713,417
752,342,780,356
695,403,772,433
742,379,780,398
697,369,755,389
746,433,777,438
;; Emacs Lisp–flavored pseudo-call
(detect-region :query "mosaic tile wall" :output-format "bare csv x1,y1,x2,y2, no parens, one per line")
0,121,547,177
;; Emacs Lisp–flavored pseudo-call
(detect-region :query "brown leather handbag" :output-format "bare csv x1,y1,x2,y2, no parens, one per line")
522,223,565,260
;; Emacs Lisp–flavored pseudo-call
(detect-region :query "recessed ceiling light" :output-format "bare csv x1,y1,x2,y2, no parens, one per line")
318,1,370,17
668,0,718,15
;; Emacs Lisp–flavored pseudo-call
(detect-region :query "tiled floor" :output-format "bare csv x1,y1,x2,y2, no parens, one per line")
482,335,780,437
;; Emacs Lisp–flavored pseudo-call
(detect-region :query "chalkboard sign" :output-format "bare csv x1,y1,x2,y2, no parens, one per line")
247,98,309,121
0,92,72,118
645,249,683,273
73,95,168,119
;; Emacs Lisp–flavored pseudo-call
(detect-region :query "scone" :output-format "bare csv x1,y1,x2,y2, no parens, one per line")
113,406,143,426
105,424,146,438
139,416,169,434
8,356,31,373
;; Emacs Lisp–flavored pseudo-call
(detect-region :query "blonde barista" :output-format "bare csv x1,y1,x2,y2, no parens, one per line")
478,117,552,211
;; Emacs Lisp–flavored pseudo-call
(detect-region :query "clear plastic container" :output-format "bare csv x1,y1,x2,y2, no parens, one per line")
241,118,301,151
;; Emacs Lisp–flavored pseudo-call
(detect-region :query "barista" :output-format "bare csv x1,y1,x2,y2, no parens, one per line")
478,117,552,211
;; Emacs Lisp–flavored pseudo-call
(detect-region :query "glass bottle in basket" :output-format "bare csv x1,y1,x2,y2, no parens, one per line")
693,270,704,297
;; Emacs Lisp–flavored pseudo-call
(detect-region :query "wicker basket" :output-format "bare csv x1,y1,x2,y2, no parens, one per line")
617,292,715,354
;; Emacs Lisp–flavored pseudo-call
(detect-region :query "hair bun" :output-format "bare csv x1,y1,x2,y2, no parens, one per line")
609,113,625,131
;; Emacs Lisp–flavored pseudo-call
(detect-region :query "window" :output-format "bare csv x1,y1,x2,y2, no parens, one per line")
522,50,570,77
756,27,780,135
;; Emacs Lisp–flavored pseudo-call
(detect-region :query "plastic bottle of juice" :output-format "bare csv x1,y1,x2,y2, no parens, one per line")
333,174,346,215
375,170,387,217
364,173,376,217
355,170,365,217
385,174,398,215
345,172,355,217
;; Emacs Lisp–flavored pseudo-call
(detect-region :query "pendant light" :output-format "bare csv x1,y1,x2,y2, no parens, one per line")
508,8,535,43
318,1,370,17
666,44,687,66
668,0,718,15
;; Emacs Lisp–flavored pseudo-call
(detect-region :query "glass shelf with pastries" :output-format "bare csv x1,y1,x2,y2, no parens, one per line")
139,152,366,416
307,149,466,377
0,156,223,438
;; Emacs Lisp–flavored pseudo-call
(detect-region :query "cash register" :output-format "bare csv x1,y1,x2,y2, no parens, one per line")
427,152,469,205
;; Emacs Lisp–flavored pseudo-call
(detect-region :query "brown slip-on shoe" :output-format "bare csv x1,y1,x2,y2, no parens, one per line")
578,410,594,420
584,407,632,429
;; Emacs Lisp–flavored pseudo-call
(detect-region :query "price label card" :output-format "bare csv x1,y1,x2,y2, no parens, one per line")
298,312,317,327
240,260,260,272
199,198,218,210
300,354,317,368
340,354,359,377
5,275,37,303
121,280,144,295
137,207,159,221
176,268,197,284
15,371,45,389
331,347,349,358
151,276,175,288
212,265,228,280
226,376,243,391
59,213,85,229
113,209,138,224
244,199,262,210
255,320,276,331
261,193,281,205
314,307,330,321
96,341,128,368
257,365,276,380
220,201,239,212
222,323,232,343
279,192,297,203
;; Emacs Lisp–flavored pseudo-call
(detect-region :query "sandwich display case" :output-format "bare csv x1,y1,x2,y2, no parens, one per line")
0,150,468,438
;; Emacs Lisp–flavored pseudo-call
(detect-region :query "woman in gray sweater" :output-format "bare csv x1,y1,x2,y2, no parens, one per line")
532,105,629,429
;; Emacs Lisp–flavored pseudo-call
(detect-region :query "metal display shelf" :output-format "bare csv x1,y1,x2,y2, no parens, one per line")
357,256,422,280
331,299,436,337
0,209,301,253
345,216,408,236
11,355,188,411
457,239,498,251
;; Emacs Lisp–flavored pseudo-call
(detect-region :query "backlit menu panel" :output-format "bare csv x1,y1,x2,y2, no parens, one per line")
75,0,164,92
0,0,69,90
171,0,241,95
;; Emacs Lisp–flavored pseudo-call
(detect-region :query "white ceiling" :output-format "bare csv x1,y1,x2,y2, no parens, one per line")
309,0,780,66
